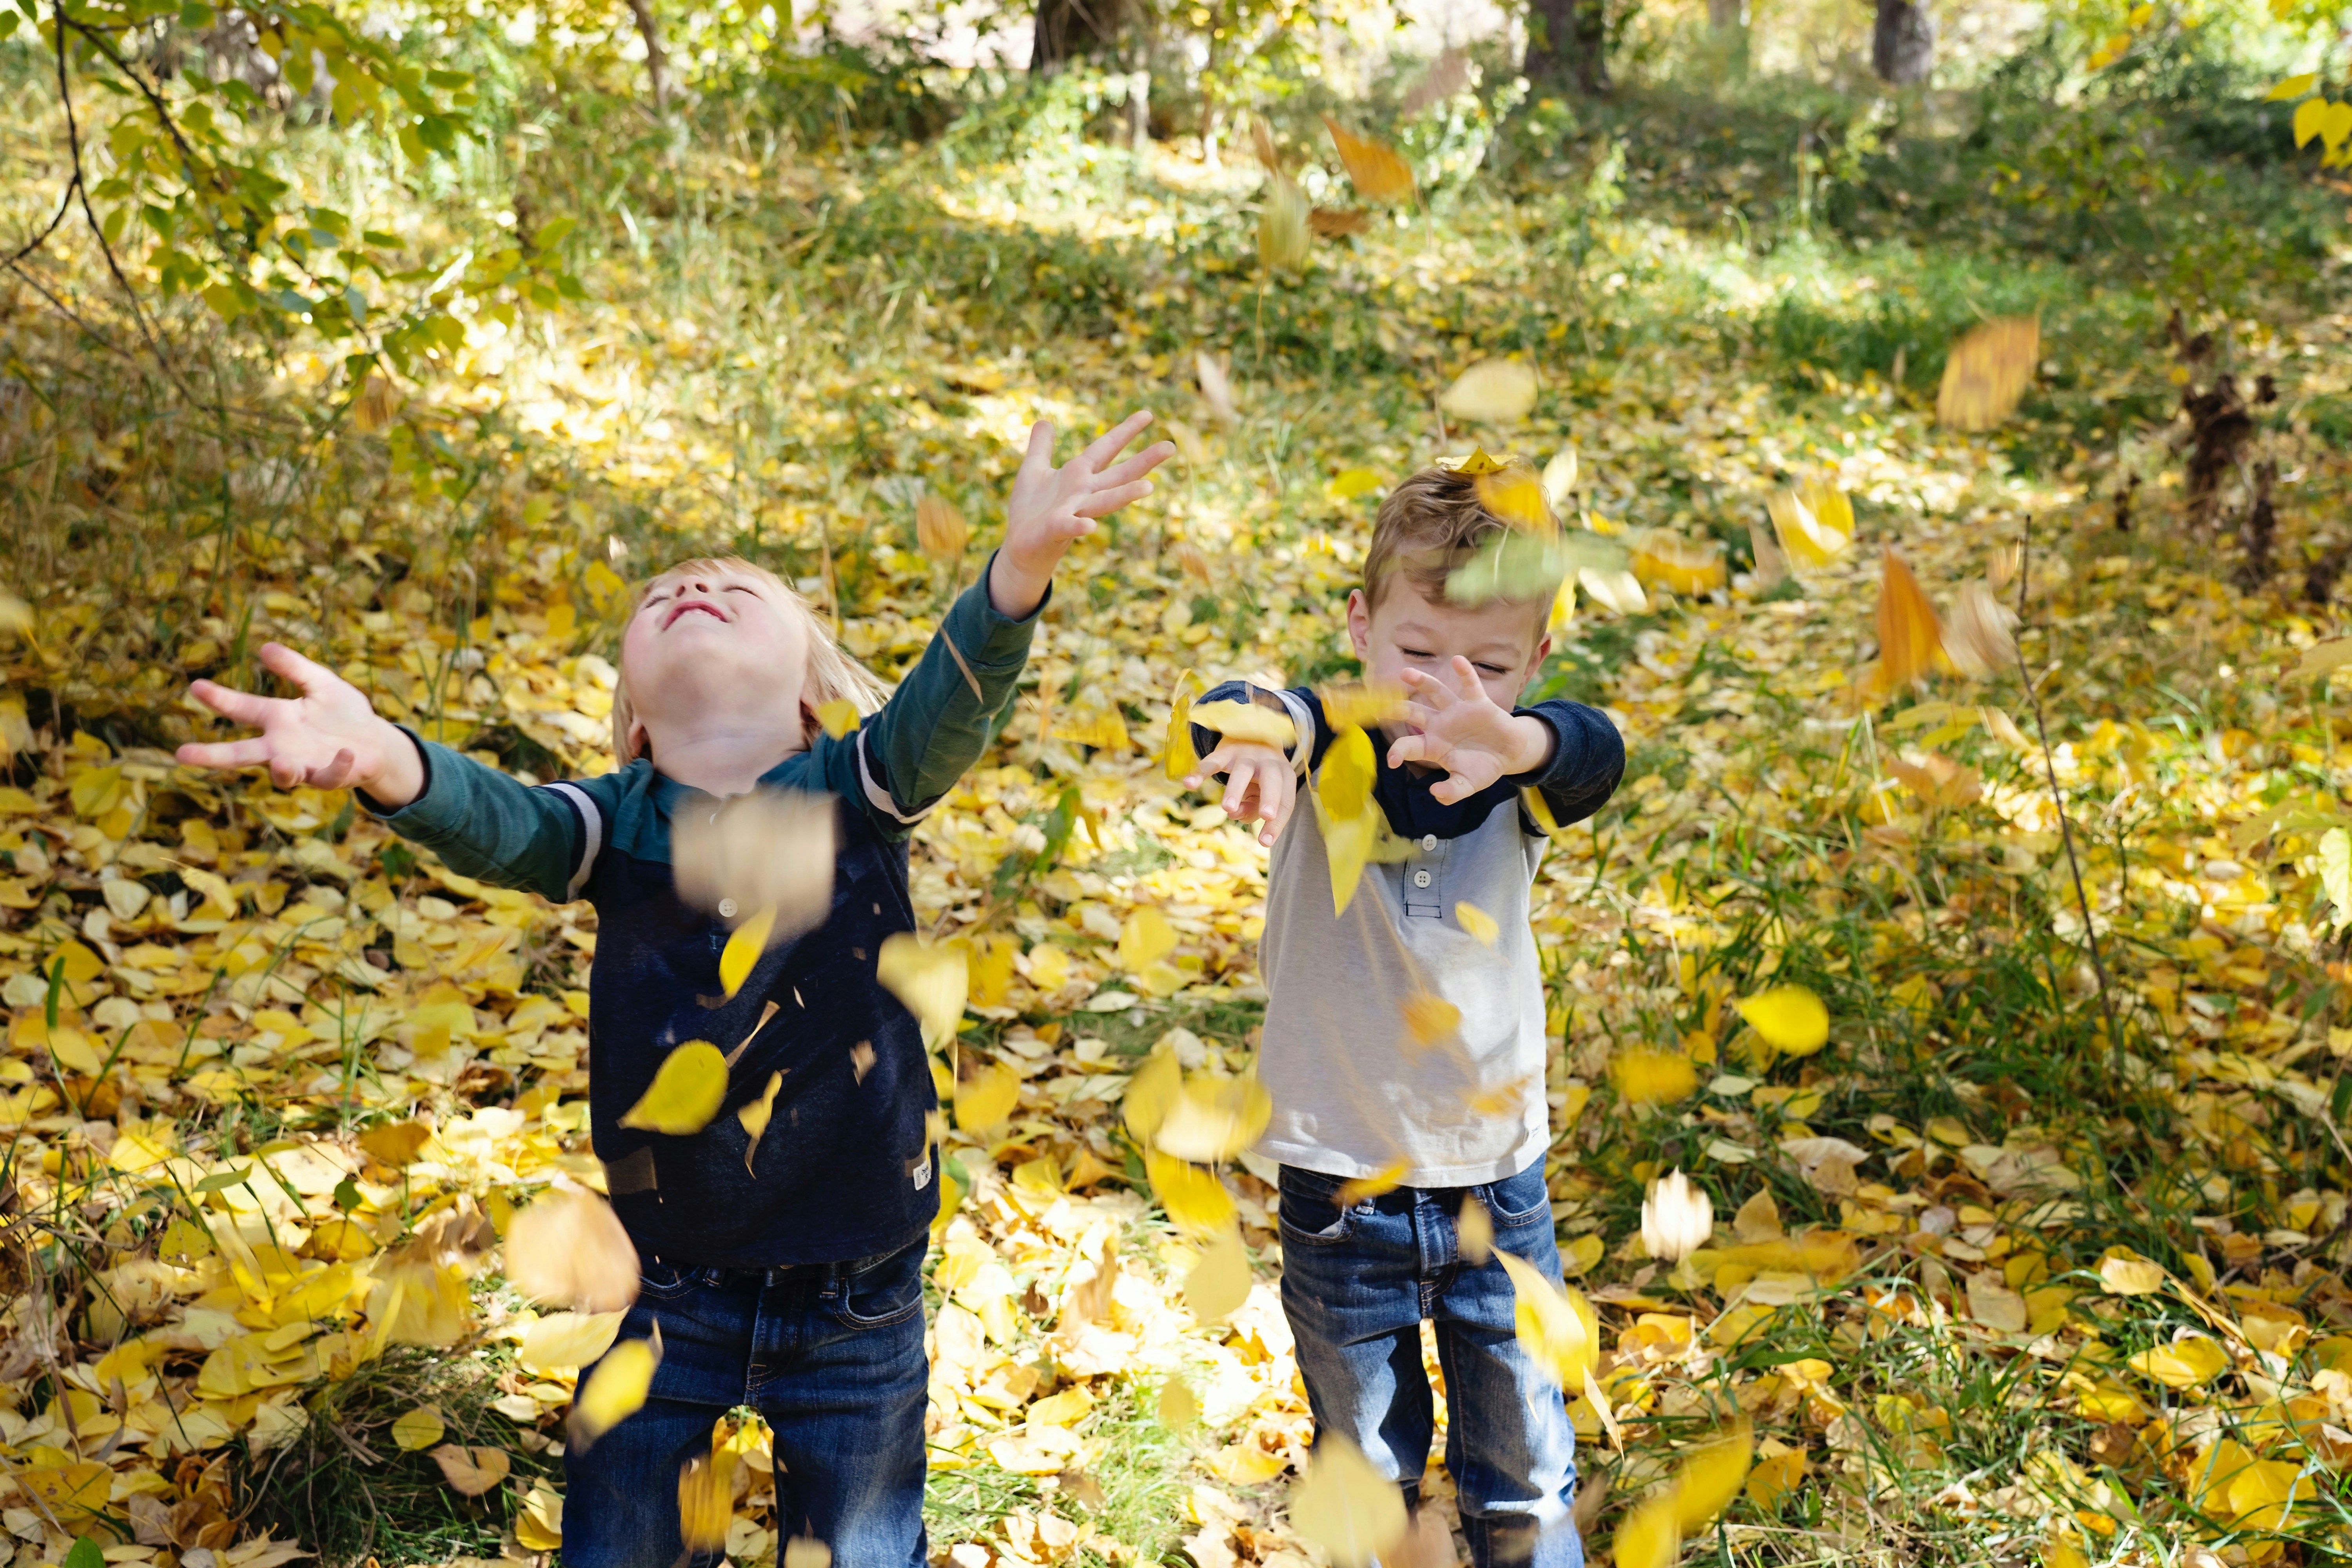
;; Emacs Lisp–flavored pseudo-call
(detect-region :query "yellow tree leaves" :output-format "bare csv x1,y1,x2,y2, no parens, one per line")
1318,723,1379,914
1874,549,1942,692
1639,1169,1713,1263
571,1327,662,1447
619,1040,730,1134
1936,317,2040,431
1733,985,1829,1057
1323,118,1416,205
916,494,968,562
877,933,968,1051
954,1061,1022,1132
505,1187,640,1313
1191,699,1295,749
1440,360,1539,425
1290,1436,1408,1568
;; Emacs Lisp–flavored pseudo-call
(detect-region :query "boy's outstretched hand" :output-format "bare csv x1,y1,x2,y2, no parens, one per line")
1385,658,1555,805
990,411,1175,619
1186,742,1297,848
176,642,425,807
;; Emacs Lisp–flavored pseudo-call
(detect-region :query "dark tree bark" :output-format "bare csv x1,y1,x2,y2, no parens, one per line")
1029,0,1133,76
1707,0,1741,27
1523,0,1609,94
1871,0,1934,84
626,0,672,111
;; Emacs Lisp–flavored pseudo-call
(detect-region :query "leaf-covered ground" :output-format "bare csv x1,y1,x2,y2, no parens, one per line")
5,67,2352,1568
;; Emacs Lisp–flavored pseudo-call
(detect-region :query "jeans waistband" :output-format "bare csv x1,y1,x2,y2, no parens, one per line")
643,1247,900,1290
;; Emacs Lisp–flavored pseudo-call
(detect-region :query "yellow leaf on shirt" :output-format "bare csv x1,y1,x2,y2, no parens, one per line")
1336,1160,1408,1207
719,904,776,999
816,699,861,739
1454,902,1499,945
619,1041,729,1135
1401,993,1461,1048
739,1070,784,1172
1191,699,1295,749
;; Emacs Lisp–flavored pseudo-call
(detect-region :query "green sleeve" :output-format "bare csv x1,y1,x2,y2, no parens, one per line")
359,730,597,901
833,556,1044,838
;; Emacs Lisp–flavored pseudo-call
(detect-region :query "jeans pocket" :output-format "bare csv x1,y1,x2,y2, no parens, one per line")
1483,1161,1553,1227
636,1260,703,1301
1277,1169,1355,1248
828,1240,927,1329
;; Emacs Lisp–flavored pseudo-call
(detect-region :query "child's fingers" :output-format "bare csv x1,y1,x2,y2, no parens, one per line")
257,640,342,697
308,747,359,789
1258,771,1297,845
1221,760,1264,820
1386,731,1434,770
1399,666,1459,708
1077,410,1155,473
186,678,272,725
176,737,275,771
1091,444,1176,490
1018,419,1057,478
1187,743,1236,788
1073,479,1155,519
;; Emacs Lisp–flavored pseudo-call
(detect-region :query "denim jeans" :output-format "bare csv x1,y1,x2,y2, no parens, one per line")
563,1235,931,1568
1278,1159,1584,1568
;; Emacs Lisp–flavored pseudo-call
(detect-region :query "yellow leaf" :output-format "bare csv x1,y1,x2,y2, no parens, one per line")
877,933,967,1051
2326,100,2352,150
955,1061,1021,1132
1875,549,1942,692
1497,1249,1598,1388
1457,1196,1494,1265
1291,1435,1409,1568
1440,359,1539,425
1147,1149,1237,1234
2268,72,2317,100
719,904,776,999
1672,1422,1755,1532
1191,698,1295,749
1401,993,1461,1047
677,1445,740,1552
19,1458,110,1517
740,1070,784,1171
1330,467,1386,501
1186,1229,1253,1324
2295,96,2328,145
2127,1333,2230,1390
1630,535,1727,596
1123,1048,1182,1143
571,1328,662,1446
1612,1492,1679,1568
1936,316,2039,431
519,1310,627,1374
619,1040,730,1135
1474,465,1554,532
1746,1444,1806,1510
1154,1070,1273,1161
1560,1233,1604,1276
2045,1526,2089,1568
361,1119,432,1168
1641,1169,1714,1263
2097,1251,2167,1296
671,788,836,946
1733,986,1829,1056
1338,1160,1409,1207
1316,680,1408,730
1159,1377,1198,1428
1612,1048,1698,1104
1323,116,1416,204
1165,671,1203,781
430,1444,512,1497
391,1404,446,1452
1119,907,1179,972
516,1484,565,1553
817,699,862,739
1259,173,1310,272
784,1538,833,1568
506,1187,640,1313
916,494,968,561
1455,902,1499,945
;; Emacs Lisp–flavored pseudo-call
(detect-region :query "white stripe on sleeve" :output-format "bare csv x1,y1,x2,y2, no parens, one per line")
857,728,933,824
543,782,603,898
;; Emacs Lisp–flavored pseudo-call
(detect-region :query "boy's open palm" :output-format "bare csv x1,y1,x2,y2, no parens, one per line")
1385,659,1551,805
991,412,1175,617
176,642,422,803
1187,742,1298,846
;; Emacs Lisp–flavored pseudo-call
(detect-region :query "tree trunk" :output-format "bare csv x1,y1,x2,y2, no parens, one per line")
1029,0,1132,75
1523,0,1609,93
1871,0,1933,84
626,0,672,111
1706,0,1740,27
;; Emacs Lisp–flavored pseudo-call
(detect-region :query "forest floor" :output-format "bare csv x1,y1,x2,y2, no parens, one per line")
4,67,2352,1568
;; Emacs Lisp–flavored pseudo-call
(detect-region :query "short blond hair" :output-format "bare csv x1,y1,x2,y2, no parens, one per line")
610,555,889,765
1363,466,1552,612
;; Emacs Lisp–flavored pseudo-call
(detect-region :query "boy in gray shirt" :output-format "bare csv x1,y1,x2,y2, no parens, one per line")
1185,463,1623,1567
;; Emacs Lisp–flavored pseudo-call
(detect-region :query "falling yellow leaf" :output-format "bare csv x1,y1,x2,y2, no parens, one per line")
677,1444,740,1552
1630,535,1726,596
1454,902,1499,945
1119,907,1178,972
1318,723,1379,915
1943,581,2017,679
619,1040,730,1135
1316,680,1408,730
1733,985,1829,1057
391,1405,446,1452
877,933,967,1051
1123,1048,1182,1143
1338,1160,1410,1207
506,1187,641,1313
954,1061,1021,1132
2097,1252,2167,1296
1186,1229,1253,1324
430,1444,512,1497
1153,1070,1273,1162
1323,117,1416,204
1936,317,2040,431
1496,1249,1597,1388
1159,1376,1199,1428
571,1328,661,1447
1640,1169,1713,1262
1672,1422,1756,1531
1290,1435,1409,1568
1260,173,1311,272
1473,464,1553,532
1766,487,1851,569
1401,993,1461,1047
740,1069,785,1171
1440,359,1539,425
1165,671,1203,781
672,788,836,947
1191,698,1295,749
916,494,967,561
1875,549,1942,692
519,1310,627,1374
719,903,777,999
1612,1048,1698,1104
817,699,862,739
1147,1150,1238,1234
2267,71,2316,100
1612,1490,1679,1568
1457,1196,1494,1265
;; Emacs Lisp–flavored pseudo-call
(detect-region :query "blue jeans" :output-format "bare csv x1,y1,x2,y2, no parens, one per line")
1278,1160,1584,1568
563,1236,930,1568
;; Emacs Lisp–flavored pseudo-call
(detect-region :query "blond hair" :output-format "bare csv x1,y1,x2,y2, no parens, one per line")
610,555,890,765
1363,466,1551,612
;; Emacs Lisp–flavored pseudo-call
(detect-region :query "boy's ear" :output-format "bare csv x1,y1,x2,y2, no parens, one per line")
800,699,820,744
626,715,651,763
1346,589,1372,660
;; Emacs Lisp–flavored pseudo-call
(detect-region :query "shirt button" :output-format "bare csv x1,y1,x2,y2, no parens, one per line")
1421,834,1438,851
1412,869,1433,889
718,898,739,918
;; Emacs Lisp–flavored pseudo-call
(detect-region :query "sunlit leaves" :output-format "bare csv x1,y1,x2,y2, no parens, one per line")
570,1327,661,1448
720,905,776,1000
2326,830,2352,931
1936,317,2040,431
1317,723,1378,915
1766,484,1851,569
1165,671,1203,781
1191,699,1295,749
1873,549,1942,693
1495,1249,1598,1389
916,495,968,561
1153,1071,1273,1162
505,1187,639,1313
1439,359,1539,425
430,1444,511,1497
391,1405,446,1452
1336,1160,1408,1207
739,1070,785,1170
518,1310,626,1374
1942,581,2018,679
954,1062,1021,1132
1472,463,1553,531
1445,530,1625,609
678,1441,740,1552
1454,902,1499,945
1290,1436,1408,1568
1184,1229,1252,1324
1612,1047,1698,1104
1733,986,1829,1056
1124,1048,1182,1144
2127,1333,2230,1390
608,1034,726,1132
1146,1150,1237,1234
1400,993,1461,1047
1630,535,1726,597
877,934,967,1051
2098,1251,2167,1295
1615,1423,1756,1567
1456,1196,1494,1265
1322,118,1416,205
1317,681,1408,730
